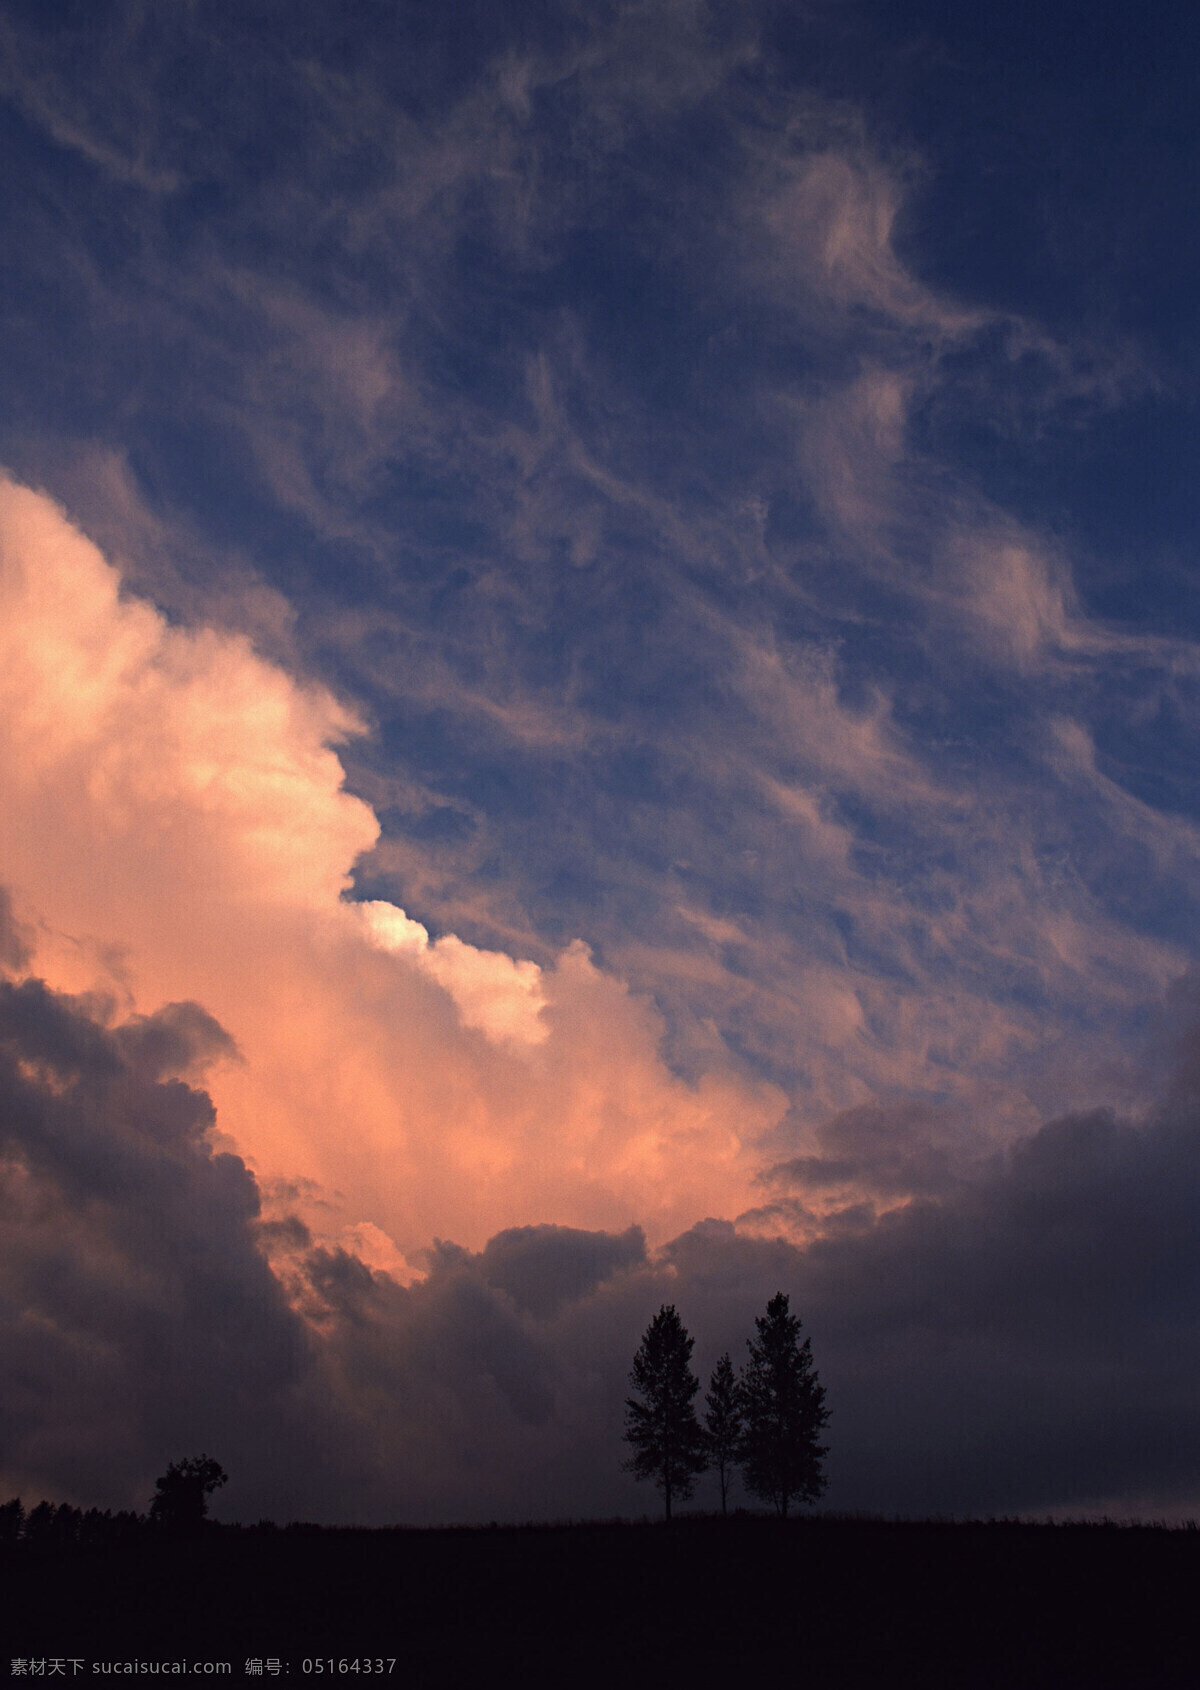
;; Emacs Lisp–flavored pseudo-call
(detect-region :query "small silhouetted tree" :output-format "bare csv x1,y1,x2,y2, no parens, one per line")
149,1455,228,1535
704,1352,744,1515
623,1305,708,1521
740,1293,828,1518
0,1497,24,1546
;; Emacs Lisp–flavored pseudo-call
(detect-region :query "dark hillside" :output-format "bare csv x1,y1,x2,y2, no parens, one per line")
8,1514,1195,1687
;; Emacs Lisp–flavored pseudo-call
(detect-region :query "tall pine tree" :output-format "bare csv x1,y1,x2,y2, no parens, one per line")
623,1305,708,1520
740,1293,828,1518
704,1352,744,1515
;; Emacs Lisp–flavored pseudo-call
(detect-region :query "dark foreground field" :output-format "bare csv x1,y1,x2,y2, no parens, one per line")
9,1513,1197,1687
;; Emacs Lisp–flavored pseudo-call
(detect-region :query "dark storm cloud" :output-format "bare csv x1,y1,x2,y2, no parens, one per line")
0,885,31,971
801,1101,1200,1518
729,1004,1200,1516
0,954,659,1522
112,1000,240,1083
477,1222,647,1317
759,1099,990,1202
387,1047,1200,1523
0,972,311,1514
5,941,1200,1522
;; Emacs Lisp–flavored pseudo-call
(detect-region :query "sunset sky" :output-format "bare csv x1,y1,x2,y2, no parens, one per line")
3,0,1200,1526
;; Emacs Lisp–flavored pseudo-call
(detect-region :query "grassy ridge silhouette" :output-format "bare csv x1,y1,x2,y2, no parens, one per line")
8,1507,1197,1686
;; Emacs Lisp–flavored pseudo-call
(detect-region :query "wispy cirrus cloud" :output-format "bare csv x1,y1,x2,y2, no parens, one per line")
5,0,1194,1152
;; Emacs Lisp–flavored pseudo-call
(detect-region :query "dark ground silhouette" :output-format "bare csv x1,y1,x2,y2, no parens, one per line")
7,1512,1197,1687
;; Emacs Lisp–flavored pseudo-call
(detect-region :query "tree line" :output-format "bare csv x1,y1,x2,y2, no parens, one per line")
1,1455,228,1547
624,1292,828,1521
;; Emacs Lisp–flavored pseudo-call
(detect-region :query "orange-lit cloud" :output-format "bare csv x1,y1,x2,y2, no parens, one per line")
0,475,785,1265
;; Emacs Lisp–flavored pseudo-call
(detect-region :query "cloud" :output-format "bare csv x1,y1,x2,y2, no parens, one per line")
0,475,377,911
756,145,981,340
0,8,183,194
2,0,1190,1155
6,940,1200,1526
788,1087,1200,1518
0,971,312,1516
111,1000,240,1084
4,0,1196,1195
3,0,1200,1527
357,899,547,1047
0,955,652,1524
758,1098,992,1208
477,1221,647,1318
665,1009,1200,1521
0,886,31,973
0,476,785,1260
0,963,658,1524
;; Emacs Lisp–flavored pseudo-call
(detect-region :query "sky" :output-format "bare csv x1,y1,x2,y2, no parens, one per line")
3,0,1200,1526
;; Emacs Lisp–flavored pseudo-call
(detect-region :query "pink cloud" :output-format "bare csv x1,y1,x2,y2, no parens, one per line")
0,476,786,1267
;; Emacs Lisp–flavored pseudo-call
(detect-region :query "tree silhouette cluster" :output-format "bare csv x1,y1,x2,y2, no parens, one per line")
0,1497,164,1551
0,1497,148,1551
1,1455,229,1551
624,1294,828,1519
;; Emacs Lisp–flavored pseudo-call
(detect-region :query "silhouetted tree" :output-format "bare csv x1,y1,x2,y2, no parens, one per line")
740,1293,828,1518
704,1352,745,1515
149,1455,228,1535
0,1497,23,1546
80,1508,113,1548
111,1509,147,1546
623,1305,708,1521
23,1500,57,1547
48,1503,82,1547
